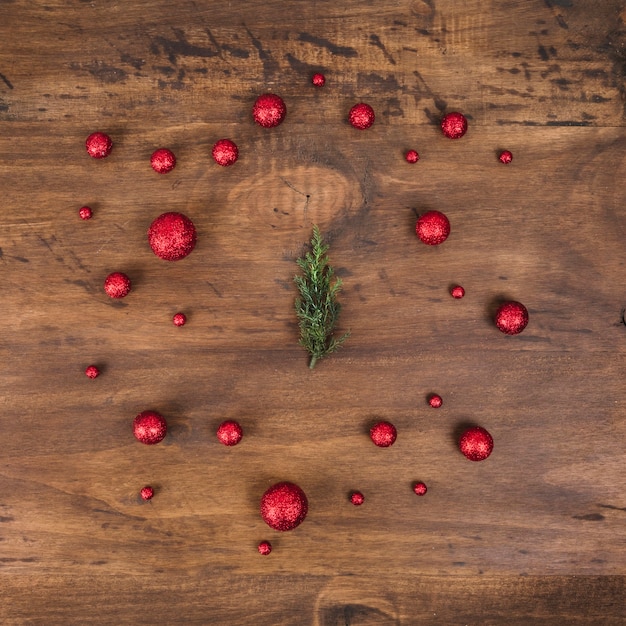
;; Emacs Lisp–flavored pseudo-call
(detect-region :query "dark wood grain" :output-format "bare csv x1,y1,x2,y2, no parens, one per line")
1,0,625,623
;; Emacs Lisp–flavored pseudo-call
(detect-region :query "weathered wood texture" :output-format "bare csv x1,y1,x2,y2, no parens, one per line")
1,0,625,623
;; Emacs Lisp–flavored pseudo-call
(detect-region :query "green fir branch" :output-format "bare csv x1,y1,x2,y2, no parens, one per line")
294,225,349,369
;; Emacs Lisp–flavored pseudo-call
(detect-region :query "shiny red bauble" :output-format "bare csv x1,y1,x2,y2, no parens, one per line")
440,112,468,139
459,426,494,461
260,482,308,531
413,482,428,496
416,210,450,245
495,301,529,335
140,486,154,501
257,540,272,555
85,132,112,158
216,420,243,446
349,103,375,130
147,212,197,261
405,150,420,163
252,93,287,128
370,421,397,447
172,312,187,327
312,73,326,87
499,150,513,164
85,365,100,379
450,285,465,299
79,206,93,220
133,411,167,445
103,272,131,298
150,148,176,173
350,491,365,506
212,139,239,166
428,394,443,408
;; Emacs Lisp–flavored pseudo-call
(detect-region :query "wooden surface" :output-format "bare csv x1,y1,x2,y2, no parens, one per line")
1,0,625,623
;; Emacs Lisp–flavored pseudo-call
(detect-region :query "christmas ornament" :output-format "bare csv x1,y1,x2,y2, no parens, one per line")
312,73,326,87
459,426,493,461
216,420,243,446
140,486,154,501
413,482,427,496
85,365,100,379
349,103,375,130
252,93,286,128
212,139,239,166
85,132,112,159
495,301,529,335
150,148,176,174
133,410,167,445
440,112,468,139
405,150,420,163
450,285,465,299
428,394,442,408
260,482,308,531
147,212,197,261
416,210,450,245
172,312,187,327
350,491,364,506
258,541,272,555
499,150,513,164
79,206,93,220
103,272,131,298
370,421,397,447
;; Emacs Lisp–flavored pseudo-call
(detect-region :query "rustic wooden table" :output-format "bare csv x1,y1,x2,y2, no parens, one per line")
1,0,625,623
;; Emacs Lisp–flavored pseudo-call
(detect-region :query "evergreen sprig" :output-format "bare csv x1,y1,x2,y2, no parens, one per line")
294,225,349,369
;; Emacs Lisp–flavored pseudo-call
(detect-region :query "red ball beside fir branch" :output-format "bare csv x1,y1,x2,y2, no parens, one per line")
499,150,513,164
103,272,131,298
140,486,154,501
85,132,112,159
212,139,239,166
459,426,494,461
350,491,365,506
416,210,450,245
495,301,529,335
252,93,287,128
260,482,308,531
79,206,93,220
440,112,468,139
147,212,197,261
150,148,176,174
312,73,326,87
258,540,272,555
133,411,167,445
216,420,243,446
370,421,397,447
349,103,375,130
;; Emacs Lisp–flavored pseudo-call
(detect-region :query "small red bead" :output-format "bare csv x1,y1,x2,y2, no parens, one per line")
150,148,176,174
79,206,93,220
133,411,167,445
140,486,154,501
349,103,375,130
103,272,131,298
459,426,494,461
212,139,239,166
252,93,287,128
147,212,197,261
495,301,529,335
258,541,272,555
405,150,420,163
260,482,308,531
499,150,513,164
216,420,243,446
312,73,326,87
440,112,468,139
450,285,465,299
85,132,112,159
428,394,443,408
416,210,451,245
413,482,428,496
370,421,397,447
172,312,187,327
350,491,365,506
85,365,100,379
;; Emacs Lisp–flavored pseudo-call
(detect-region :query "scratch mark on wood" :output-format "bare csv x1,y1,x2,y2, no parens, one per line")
572,513,605,521
369,34,396,65
600,503,626,512
543,0,569,29
0,72,14,89
244,25,278,75
297,33,358,58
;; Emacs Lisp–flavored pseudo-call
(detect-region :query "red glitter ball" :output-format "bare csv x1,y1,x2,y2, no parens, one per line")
495,301,529,335
133,410,167,445
370,421,397,447
440,112,468,139
85,365,100,379
350,491,365,506
103,272,131,298
172,312,187,327
79,206,93,220
459,426,494,461
405,150,420,163
140,486,154,501
450,285,465,299
416,210,451,245
260,482,308,531
85,132,112,159
312,73,326,87
499,150,513,164
413,482,428,496
150,148,176,174
216,420,243,446
349,103,375,130
212,139,239,166
147,212,197,261
428,394,443,408
252,93,287,128
258,541,272,555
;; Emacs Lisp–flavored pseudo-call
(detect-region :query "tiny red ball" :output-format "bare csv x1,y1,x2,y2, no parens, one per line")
459,426,494,461
260,482,308,531
416,210,451,245
405,150,420,163
428,394,443,408
79,206,93,220
140,486,154,501
349,103,375,130
350,491,365,506
216,420,243,446
150,148,176,174
252,93,287,128
370,421,397,447
85,132,112,159
103,272,131,298
147,212,197,261
172,312,187,327
85,365,100,379
451,285,465,299
258,541,272,555
499,150,513,164
312,73,326,87
133,410,167,445
413,482,428,496
212,138,239,166
440,112,468,139
495,301,529,335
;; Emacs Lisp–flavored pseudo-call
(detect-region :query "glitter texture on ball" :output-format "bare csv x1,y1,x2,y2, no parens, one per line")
252,93,286,128
150,148,176,174
212,139,239,166
312,73,326,87
172,313,187,327
428,394,443,408
350,491,365,506
495,301,529,335
85,365,100,379
258,541,272,555
416,210,451,245
85,132,112,159
405,150,420,163
413,482,428,496
133,411,167,445
370,421,397,447
79,206,93,220
459,426,494,461
499,150,513,164
103,272,131,299
140,486,154,501
440,112,468,139
349,103,375,130
260,482,308,531
147,212,197,261
450,285,465,299
216,420,243,446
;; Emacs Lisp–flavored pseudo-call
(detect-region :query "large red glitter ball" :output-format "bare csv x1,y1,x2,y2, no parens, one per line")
140,486,154,501
349,103,375,130
499,150,513,164
440,112,468,139
495,301,529,335
350,491,365,506
252,93,287,128
370,421,397,447
258,540,272,555
459,426,494,461
212,139,239,166
133,411,167,445
260,482,308,531
312,73,326,87
85,132,112,159
103,272,131,298
150,148,176,174
85,365,100,379
416,210,450,245
147,212,197,261
216,420,243,446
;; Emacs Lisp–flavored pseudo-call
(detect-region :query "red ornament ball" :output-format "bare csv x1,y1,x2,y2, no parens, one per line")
499,150,513,164
252,93,286,128
147,212,197,261
85,132,112,159
370,421,397,447
103,272,131,298
216,420,243,446
350,491,365,506
172,312,187,327
416,210,451,245
85,365,100,379
260,482,308,531
133,410,167,445
258,540,272,555
312,73,326,87
79,206,93,220
150,148,176,174
495,301,529,335
459,426,494,461
413,482,428,496
428,394,443,408
212,139,239,167
349,103,375,130
450,285,465,299
440,112,468,139
405,150,420,163
140,486,154,501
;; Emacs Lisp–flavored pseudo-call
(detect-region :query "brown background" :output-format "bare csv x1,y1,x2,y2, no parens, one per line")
1,0,625,623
